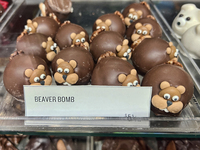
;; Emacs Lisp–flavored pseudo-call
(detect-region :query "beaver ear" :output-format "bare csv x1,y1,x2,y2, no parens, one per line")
25,69,33,78
116,45,122,52
33,22,38,28
105,19,112,26
130,69,137,76
118,74,126,83
96,19,102,25
160,81,170,89
80,31,86,36
145,24,152,31
70,33,77,40
69,60,77,69
177,85,186,94
42,42,47,48
56,58,65,65
135,23,142,29
37,65,45,70
123,39,129,46
129,8,135,13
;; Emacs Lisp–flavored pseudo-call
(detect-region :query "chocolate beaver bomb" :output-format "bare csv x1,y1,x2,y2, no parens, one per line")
91,53,140,86
39,0,73,22
90,31,124,62
3,51,52,100
101,137,150,150
122,1,151,27
51,47,94,85
126,16,162,46
92,11,126,37
23,16,60,39
142,64,194,116
131,38,178,75
16,33,60,62
55,21,89,50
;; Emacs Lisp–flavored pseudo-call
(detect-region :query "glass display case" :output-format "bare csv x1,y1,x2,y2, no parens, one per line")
0,0,200,147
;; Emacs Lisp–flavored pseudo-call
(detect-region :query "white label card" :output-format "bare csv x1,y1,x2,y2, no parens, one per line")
24,85,152,117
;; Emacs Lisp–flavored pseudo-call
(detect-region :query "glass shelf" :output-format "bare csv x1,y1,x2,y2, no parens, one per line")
0,0,200,137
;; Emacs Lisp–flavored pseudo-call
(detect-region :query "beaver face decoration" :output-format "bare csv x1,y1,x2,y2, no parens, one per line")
25,65,52,85
95,19,112,31
116,39,132,60
70,31,89,50
118,69,140,87
166,42,179,61
54,58,79,86
24,19,38,34
151,81,186,114
42,37,60,61
125,8,143,27
131,23,152,42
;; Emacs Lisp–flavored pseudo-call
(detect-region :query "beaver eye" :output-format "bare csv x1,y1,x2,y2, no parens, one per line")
164,93,170,99
96,26,100,29
50,46,54,50
81,38,85,43
57,67,63,73
76,39,80,43
143,30,148,35
133,15,138,20
25,25,28,30
101,26,106,29
64,68,69,74
172,95,179,101
127,48,131,53
28,27,32,31
133,80,138,86
137,29,142,34
53,43,57,47
128,14,133,19
34,77,40,83
127,82,133,87
40,74,46,79
123,52,128,57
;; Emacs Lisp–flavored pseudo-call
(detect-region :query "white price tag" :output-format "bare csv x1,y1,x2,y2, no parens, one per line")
24,85,152,117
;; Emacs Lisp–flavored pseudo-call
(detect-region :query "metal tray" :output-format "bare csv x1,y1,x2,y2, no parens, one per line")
0,0,200,137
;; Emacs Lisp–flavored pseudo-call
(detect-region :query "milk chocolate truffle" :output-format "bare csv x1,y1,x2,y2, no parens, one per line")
39,0,73,22
122,1,151,27
3,51,52,101
23,16,60,39
91,53,140,86
131,38,177,75
55,21,89,50
126,16,162,46
101,137,150,150
16,33,60,63
92,11,126,37
142,64,194,116
51,47,94,85
90,31,124,62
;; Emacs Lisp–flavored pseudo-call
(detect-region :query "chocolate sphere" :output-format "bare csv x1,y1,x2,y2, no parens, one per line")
51,47,94,85
42,0,73,22
32,16,60,39
122,2,151,27
3,52,51,101
126,17,162,46
90,31,124,62
92,13,126,37
91,56,139,86
55,22,89,50
142,64,194,116
16,33,49,64
131,38,171,75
